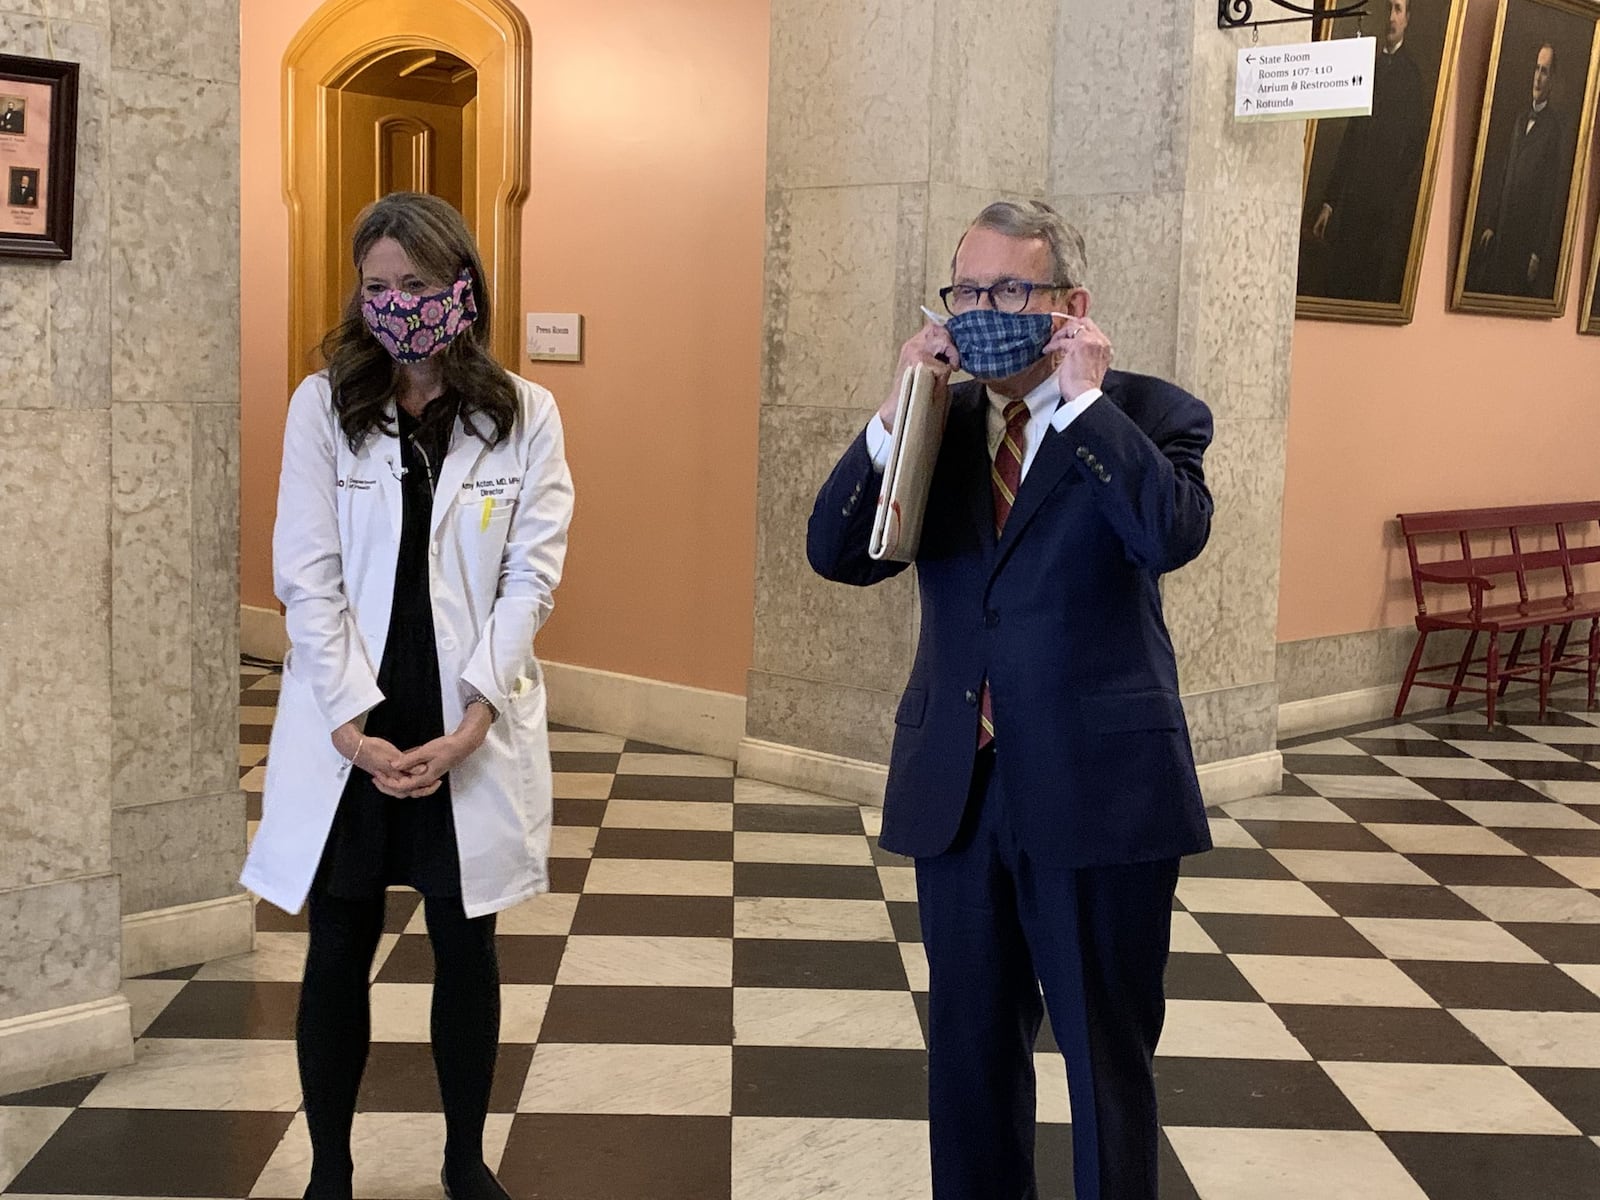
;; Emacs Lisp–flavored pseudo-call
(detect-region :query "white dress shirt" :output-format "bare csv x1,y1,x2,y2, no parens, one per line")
865,375,1102,482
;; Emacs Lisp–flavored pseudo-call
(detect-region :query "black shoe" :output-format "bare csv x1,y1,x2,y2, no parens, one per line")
441,1163,511,1200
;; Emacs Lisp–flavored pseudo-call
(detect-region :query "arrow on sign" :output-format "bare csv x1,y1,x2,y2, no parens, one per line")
1242,97,1253,110
1245,52,1256,64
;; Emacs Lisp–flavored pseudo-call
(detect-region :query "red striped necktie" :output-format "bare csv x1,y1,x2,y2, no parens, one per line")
978,399,1030,749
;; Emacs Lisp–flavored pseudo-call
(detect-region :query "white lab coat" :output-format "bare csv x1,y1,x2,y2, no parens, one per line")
241,370,574,919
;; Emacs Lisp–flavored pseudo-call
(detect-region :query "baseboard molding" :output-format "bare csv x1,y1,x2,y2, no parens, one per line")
736,739,1284,810
543,661,747,761
121,892,256,980
1277,685,1395,740
0,995,134,1096
1196,749,1284,806
738,738,890,806
240,603,287,663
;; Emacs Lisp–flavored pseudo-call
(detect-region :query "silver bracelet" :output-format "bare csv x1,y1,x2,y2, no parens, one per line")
464,689,499,723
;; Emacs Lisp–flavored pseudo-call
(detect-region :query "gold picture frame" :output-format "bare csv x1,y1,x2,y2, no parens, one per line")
1581,213,1600,332
1297,0,1468,325
1451,0,1600,317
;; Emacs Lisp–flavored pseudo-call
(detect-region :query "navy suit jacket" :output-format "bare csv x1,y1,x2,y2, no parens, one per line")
807,370,1215,866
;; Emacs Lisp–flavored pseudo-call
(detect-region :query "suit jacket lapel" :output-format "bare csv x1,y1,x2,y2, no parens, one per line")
990,377,1120,578
947,385,996,559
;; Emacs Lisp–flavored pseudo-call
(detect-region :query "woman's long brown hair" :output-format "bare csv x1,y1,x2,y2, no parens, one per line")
320,192,518,452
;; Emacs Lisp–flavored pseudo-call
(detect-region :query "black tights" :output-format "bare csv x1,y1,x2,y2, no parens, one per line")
296,887,503,1199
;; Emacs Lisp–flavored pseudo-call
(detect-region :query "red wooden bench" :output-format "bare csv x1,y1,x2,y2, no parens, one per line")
1395,503,1600,728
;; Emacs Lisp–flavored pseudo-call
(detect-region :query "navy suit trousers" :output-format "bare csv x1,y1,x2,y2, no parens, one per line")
915,752,1179,1200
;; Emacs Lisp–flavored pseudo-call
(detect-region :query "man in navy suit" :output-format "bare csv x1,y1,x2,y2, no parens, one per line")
808,200,1214,1200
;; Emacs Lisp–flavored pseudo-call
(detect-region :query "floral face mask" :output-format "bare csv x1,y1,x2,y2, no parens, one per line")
361,269,478,363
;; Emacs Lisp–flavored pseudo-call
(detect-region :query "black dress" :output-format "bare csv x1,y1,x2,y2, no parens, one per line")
319,396,463,899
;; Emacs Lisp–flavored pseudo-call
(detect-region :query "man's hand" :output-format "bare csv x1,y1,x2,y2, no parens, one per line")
1046,316,1113,402
1480,228,1495,248
1311,203,1333,240
879,319,959,431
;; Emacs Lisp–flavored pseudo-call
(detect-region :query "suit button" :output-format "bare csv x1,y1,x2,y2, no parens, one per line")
964,689,979,706
1076,446,1091,460
1098,467,1112,482
983,610,1000,629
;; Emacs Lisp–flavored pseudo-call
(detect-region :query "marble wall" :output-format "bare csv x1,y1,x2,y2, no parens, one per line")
0,0,243,1093
748,1,1302,778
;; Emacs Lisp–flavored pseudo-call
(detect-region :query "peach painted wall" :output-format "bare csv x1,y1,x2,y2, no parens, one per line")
241,0,769,695
1279,0,1600,644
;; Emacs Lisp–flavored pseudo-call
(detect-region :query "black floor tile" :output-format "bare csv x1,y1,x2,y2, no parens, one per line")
136,962,203,981
142,980,301,1040
1307,882,1486,920
1280,753,1403,775
0,1073,104,1107
1487,760,1600,782
1382,1132,1600,1200
870,837,916,867
734,862,885,900
356,1041,533,1112
1345,738,1467,758
498,1113,732,1200
1271,1004,1501,1064
1192,913,1383,958
1162,952,1262,1002
1236,820,1392,853
733,803,865,835
1178,847,1296,880
1414,777,1552,804
887,900,922,943
375,932,565,985
733,939,909,990
240,723,274,745
1503,921,1600,963
550,751,622,774
553,797,609,826
1153,1058,1367,1129
548,857,591,894
1275,774,1320,796
591,826,734,861
732,1045,928,1119
571,894,734,938
622,739,692,755
1518,1067,1600,1135
1496,826,1600,857
7,1108,296,1196
1331,797,1477,826
1399,960,1600,1011
608,775,733,802
539,985,733,1045
1406,854,1573,888
254,897,309,933
1033,1129,1200,1200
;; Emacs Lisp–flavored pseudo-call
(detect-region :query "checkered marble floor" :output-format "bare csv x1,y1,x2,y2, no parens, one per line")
4,666,1600,1198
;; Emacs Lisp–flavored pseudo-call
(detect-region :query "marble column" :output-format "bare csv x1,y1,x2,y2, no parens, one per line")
0,0,244,1094
745,1,1294,802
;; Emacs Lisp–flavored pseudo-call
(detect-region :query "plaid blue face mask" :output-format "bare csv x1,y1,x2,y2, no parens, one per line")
945,309,1054,380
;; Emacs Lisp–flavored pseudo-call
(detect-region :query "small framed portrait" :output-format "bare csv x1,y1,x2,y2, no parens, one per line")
8,165,39,207
0,94,24,136
1298,0,1469,324
0,53,78,260
1452,0,1600,317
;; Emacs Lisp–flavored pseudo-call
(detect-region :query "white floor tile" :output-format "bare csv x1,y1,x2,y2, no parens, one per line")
1220,797,1354,823
1374,756,1510,781
251,1112,512,1197
601,799,734,831
1367,824,1521,856
1175,878,1337,917
1297,775,1440,801
735,897,896,942
616,752,734,778
1445,739,1575,762
82,1038,301,1111
1230,956,1437,1008
1168,1127,1429,1200
1346,917,1544,963
1451,885,1600,923
1156,1000,1311,1061
1452,1010,1600,1068
555,935,732,987
733,832,873,867
1269,850,1434,885
0,1107,72,1191
1322,1062,1578,1134
734,988,923,1049
731,1117,930,1200
519,1043,730,1115
582,858,734,897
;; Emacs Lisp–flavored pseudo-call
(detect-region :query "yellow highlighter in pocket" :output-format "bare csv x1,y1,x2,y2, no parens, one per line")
480,496,494,532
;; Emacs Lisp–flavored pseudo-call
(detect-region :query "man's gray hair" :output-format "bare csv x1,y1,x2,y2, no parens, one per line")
954,200,1089,289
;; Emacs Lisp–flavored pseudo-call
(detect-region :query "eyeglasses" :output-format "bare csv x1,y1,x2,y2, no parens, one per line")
940,279,1067,315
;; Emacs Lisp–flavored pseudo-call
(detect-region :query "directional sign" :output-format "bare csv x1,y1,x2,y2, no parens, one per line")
1235,36,1375,123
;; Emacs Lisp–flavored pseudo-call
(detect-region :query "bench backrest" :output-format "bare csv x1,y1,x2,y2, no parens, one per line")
1397,503,1600,615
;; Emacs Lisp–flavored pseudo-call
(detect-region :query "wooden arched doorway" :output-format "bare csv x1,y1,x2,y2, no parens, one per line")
283,0,530,376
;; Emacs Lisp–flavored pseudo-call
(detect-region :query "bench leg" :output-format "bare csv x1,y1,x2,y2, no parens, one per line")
1498,630,1527,699
1589,619,1599,710
1447,630,1480,712
1538,626,1554,720
1395,630,1430,721
1486,632,1501,729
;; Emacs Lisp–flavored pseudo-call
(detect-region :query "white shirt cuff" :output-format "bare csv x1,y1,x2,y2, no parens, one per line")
864,415,894,472
1050,388,1102,432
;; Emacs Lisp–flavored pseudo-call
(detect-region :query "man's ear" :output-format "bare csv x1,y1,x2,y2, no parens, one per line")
1063,287,1091,319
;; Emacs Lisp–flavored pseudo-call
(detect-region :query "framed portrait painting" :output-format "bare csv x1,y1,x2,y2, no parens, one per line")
1297,0,1468,324
1452,0,1600,317
0,53,78,261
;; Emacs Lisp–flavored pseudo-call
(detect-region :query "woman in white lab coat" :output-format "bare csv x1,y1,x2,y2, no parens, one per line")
241,192,572,1200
